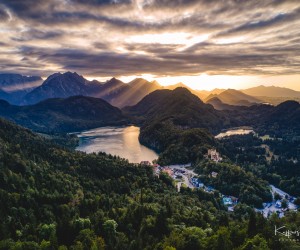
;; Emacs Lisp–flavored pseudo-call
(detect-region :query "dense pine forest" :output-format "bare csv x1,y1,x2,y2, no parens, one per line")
0,118,300,249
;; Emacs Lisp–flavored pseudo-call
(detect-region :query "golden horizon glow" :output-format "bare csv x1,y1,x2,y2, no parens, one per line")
87,74,300,92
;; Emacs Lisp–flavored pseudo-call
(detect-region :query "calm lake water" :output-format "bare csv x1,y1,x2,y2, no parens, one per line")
76,126,158,163
215,128,254,139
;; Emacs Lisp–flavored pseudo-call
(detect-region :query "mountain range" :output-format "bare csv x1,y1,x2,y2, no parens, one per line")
22,72,93,104
0,85,299,146
125,87,300,134
241,85,300,105
101,77,162,107
241,85,300,98
22,72,162,107
1,72,300,109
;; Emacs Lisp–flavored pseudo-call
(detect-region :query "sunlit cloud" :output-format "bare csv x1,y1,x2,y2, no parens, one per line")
126,32,209,47
0,0,299,89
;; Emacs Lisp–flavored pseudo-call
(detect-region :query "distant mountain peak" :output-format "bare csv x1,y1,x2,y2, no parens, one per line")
204,93,218,101
208,96,222,103
242,85,300,98
204,88,261,106
151,80,160,85
40,72,87,90
42,72,62,84
129,78,150,85
106,77,124,84
23,72,90,104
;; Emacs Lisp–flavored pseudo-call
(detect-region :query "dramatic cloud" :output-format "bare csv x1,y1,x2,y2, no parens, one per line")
0,0,299,82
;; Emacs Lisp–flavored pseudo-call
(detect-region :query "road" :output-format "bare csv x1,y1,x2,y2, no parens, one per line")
270,185,289,198
167,164,195,189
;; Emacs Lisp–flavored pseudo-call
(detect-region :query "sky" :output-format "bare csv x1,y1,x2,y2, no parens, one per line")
0,0,299,90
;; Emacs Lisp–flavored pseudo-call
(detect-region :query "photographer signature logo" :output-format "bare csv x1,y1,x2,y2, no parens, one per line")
275,226,300,241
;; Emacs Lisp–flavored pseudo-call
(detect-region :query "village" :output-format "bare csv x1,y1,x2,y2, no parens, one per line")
256,185,298,218
141,148,299,217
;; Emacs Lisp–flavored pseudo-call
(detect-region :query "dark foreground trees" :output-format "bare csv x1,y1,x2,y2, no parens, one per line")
0,118,299,249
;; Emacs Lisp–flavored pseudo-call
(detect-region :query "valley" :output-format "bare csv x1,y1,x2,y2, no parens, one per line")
0,73,299,249
1,0,300,248
155,164,298,218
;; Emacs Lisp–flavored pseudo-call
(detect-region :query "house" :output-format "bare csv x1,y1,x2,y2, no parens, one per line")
230,196,238,203
211,171,218,178
191,178,204,188
206,149,223,162
162,167,173,176
223,197,233,206
152,164,160,172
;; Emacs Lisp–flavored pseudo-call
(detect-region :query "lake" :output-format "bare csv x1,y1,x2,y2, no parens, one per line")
76,126,158,163
215,128,254,139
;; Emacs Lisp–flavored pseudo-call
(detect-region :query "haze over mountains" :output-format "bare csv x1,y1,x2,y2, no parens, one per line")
241,85,300,105
205,89,261,107
242,85,300,98
22,72,162,107
0,74,43,104
0,72,300,109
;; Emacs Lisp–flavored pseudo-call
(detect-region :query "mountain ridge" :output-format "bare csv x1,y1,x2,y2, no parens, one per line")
242,85,300,98
205,89,262,106
0,95,128,133
23,72,95,104
22,72,163,107
3,71,300,108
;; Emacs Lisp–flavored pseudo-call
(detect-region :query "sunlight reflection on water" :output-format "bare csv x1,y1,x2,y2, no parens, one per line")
76,126,158,163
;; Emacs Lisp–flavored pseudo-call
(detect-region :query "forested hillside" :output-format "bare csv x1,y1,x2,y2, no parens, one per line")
124,87,232,132
0,96,128,133
0,118,299,249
